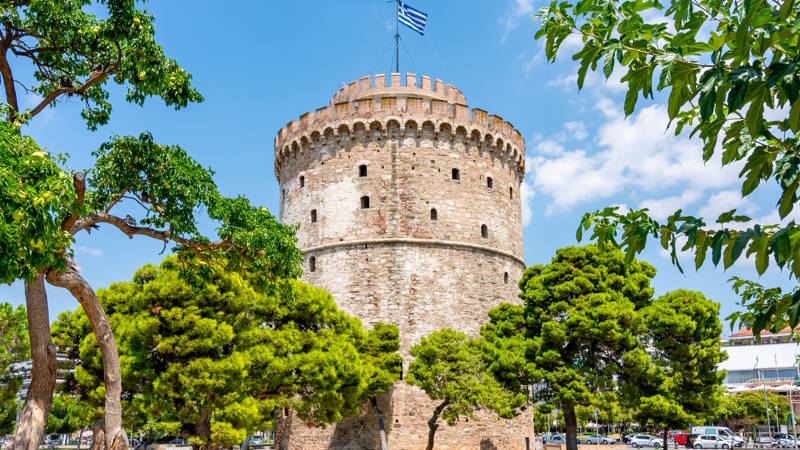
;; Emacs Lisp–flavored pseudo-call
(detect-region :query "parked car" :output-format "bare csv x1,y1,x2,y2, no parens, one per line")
246,438,263,446
692,435,734,449
549,435,568,445
685,434,699,448
583,434,617,444
674,433,688,446
168,438,189,445
622,434,632,444
775,433,797,448
630,435,661,448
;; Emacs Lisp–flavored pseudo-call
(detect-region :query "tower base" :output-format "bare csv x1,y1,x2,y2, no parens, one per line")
276,381,533,450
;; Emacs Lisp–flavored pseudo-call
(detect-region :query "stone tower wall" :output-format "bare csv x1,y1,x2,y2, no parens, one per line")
274,73,531,449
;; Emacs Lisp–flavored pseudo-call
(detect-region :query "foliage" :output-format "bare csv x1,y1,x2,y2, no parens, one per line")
46,394,96,434
622,290,726,441
0,302,29,434
0,0,202,127
534,0,800,335
0,119,76,282
715,391,791,431
52,258,399,447
483,245,655,449
361,323,403,400
407,328,526,448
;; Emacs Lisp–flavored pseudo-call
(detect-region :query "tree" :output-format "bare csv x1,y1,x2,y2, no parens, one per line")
496,245,655,450
52,258,400,450
359,323,402,450
622,290,726,449
45,394,95,435
1,2,203,449
715,391,791,432
0,303,29,435
407,329,526,450
533,0,800,335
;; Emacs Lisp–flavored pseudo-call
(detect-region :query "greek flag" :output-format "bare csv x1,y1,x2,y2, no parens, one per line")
398,1,427,36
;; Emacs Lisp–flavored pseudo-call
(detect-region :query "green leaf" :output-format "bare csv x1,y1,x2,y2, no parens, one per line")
778,181,797,219
789,98,800,133
753,236,770,275
745,82,766,138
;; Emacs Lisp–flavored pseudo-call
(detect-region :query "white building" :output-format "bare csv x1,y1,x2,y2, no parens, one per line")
719,327,800,388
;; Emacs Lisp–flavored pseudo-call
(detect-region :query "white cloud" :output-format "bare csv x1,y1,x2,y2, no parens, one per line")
547,66,627,94
521,179,535,227
531,102,741,214
563,121,588,140
500,0,535,44
696,190,756,224
74,245,103,257
640,190,703,221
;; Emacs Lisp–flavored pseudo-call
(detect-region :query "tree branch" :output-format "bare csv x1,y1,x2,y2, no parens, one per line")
27,41,122,119
61,171,86,232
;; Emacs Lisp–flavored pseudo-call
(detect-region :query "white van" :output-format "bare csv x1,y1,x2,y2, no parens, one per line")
691,427,744,447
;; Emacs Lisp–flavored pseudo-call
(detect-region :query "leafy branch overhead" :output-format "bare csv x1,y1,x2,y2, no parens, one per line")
1,125,303,290
534,0,800,334
0,0,202,127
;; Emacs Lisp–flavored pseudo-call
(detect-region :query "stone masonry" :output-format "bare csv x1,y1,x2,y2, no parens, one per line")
273,73,531,449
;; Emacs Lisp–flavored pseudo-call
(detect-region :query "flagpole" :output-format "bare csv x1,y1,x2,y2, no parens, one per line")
395,0,400,72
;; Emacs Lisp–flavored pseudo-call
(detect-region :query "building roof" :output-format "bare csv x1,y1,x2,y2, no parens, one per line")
730,326,797,339
719,342,800,372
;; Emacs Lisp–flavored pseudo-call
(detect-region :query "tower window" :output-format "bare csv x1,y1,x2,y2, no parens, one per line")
451,168,460,180
481,224,488,238
359,164,367,177
299,175,305,187
509,187,513,198
361,196,370,209
309,256,316,272
487,177,493,188
504,272,509,284
430,209,438,220
310,209,317,223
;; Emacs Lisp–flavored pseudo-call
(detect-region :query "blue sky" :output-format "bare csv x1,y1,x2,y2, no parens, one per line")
2,1,794,335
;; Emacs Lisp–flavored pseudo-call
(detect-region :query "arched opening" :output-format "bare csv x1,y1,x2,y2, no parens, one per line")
504,272,509,284
299,175,305,187
361,196,370,209
309,256,316,272
451,168,460,180
430,209,438,220
310,209,317,223
487,177,493,188
481,224,488,238
359,164,367,177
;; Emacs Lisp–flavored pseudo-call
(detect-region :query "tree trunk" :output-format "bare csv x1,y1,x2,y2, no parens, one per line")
370,397,388,450
426,400,449,450
663,429,669,450
564,402,579,450
194,409,212,450
11,275,57,450
77,427,84,450
46,266,128,450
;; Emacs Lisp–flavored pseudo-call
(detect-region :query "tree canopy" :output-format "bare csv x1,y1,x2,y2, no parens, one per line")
52,257,400,448
407,328,526,450
715,391,791,431
0,0,202,127
622,290,726,448
483,245,656,450
533,0,800,335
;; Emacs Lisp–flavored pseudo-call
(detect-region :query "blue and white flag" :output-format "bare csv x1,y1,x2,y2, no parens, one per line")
398,1,427,35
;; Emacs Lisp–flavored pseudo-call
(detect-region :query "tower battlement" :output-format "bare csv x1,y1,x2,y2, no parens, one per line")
274,73,525,180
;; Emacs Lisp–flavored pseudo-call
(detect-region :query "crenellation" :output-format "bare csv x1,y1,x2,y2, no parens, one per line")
274,74,525,180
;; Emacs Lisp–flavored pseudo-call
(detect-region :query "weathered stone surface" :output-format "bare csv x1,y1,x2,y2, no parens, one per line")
274,73,530,449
